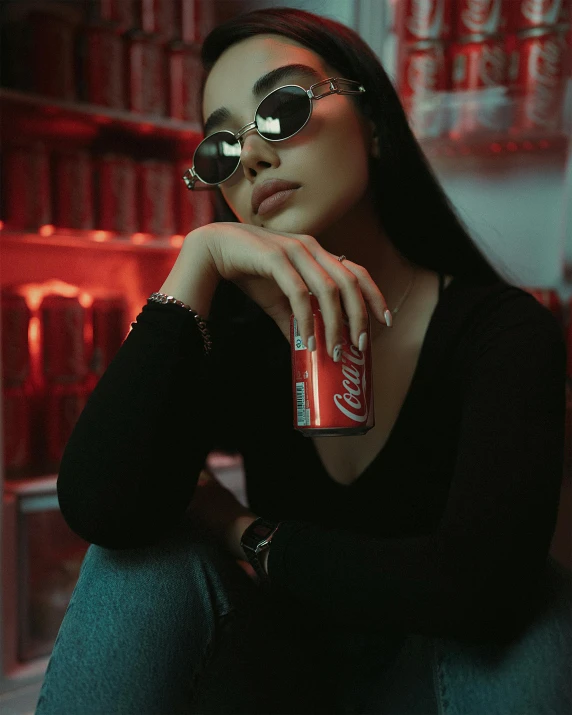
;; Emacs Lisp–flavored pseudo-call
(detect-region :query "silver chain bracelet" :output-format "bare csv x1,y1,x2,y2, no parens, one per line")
147,292,212,356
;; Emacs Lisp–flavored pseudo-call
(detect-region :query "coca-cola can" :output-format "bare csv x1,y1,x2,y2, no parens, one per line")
399,40,450,99
40,295,88,385
511,0,570,31
179,0,216,43
140,0,177,41
290,294,374,436
89,296,127,378
511,26,569,132
450,34,509,136
1,293,31,387
126,33,167,115
397,0,454,42
167,42,202,122
176,159,214,233
4,143,51,230
455,0,509,39
45,383,88,467
29,11,76,101
524,287,564,326
53,151,94,230
138,161,176,235
2,385,33,475
96,155,138,234
86,0,136,32
80,25,125,110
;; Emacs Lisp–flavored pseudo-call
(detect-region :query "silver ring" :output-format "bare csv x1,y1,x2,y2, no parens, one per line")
338,255,347,263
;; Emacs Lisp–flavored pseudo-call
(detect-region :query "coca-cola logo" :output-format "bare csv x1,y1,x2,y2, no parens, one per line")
526,38,564,125
406,0,444,38
521,0,561,24
408,54,439,93
333,344,369,423
480,45,507,86
461,0,501,34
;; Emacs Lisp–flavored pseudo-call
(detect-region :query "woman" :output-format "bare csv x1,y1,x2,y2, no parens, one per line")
36,7,570,715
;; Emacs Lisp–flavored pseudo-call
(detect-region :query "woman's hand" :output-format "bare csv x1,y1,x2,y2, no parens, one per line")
186,468,258,562
190,222,390,358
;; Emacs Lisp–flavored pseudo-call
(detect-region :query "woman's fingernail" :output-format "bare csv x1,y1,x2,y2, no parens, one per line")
358,331,368,352
333,344,342,362
307,335,316,352
384,309,393,327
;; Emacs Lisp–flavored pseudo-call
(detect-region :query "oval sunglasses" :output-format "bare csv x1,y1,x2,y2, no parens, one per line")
183,77,366,190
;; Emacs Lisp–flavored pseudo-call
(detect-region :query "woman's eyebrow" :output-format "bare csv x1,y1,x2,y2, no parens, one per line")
202,63,322,136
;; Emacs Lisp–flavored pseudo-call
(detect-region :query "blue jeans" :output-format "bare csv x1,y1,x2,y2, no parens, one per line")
35,518,571,714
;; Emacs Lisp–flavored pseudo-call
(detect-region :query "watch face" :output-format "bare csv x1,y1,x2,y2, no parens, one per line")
252,523,274,539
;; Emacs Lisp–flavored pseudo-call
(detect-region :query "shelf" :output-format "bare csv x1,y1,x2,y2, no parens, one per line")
0,228,184,252
410,86,571,160
0,88,202,141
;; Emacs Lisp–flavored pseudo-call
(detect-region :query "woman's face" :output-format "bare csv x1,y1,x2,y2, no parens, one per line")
201,34,377,238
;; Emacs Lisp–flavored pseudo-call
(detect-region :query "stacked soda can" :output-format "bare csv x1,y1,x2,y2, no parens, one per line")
395,1,571,140
1,144,213,237
1,291,34,476
1,0,214,118
508,1,571,135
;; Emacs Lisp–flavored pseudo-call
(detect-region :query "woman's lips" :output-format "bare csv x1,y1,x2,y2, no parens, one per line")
257,188,299,217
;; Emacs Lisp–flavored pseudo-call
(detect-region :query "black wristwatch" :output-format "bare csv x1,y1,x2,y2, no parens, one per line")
240,518,281,583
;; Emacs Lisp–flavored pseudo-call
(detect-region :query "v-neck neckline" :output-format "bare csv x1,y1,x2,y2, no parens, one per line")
308,272,458,489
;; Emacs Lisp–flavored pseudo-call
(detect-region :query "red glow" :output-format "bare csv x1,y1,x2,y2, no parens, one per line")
131,233,148,245
139,123,154,134
522,140,534,150
39,224,55,237
490,143,502,153
170,234,184,248
539,140,550,149
0,220,4,231
507,142,518,152
92,230,113,242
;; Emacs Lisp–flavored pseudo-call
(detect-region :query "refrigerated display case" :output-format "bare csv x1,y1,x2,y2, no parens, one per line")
0,0,570,705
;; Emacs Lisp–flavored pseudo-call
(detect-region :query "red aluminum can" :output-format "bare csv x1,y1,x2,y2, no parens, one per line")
140,0,177,41
126,33,167,116
97,155,138,234
87,0,136,32
45,383,88,467
176,160,214,234
451,33,509,89
89,296,127,377
81,25,125,110
511,26,569,131
1,292,31,387
29,11,76,101
138,161,176,235
167,42,202,122
399,40,450,99
455,0,509,38
179,0,216,43
4,144,51,230
397,0,454,42
53,151,94,230
2,385,33,475
40,295,88,385
290,294,374,436
524,287,564,326
511,0,570,31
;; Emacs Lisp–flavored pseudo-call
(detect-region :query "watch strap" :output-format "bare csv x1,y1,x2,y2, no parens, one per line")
240,517,281,583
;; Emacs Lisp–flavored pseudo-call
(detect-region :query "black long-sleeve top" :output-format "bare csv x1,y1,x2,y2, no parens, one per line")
56,274,567,643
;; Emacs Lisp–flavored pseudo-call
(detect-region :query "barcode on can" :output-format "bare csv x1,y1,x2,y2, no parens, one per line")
296,382,309,426
293,317,307,351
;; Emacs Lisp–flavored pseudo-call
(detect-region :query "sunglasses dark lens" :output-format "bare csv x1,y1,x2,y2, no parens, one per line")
256,85,311,140
193,132,241,184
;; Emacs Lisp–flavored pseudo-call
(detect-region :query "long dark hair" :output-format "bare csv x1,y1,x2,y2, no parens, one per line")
198,6,513,286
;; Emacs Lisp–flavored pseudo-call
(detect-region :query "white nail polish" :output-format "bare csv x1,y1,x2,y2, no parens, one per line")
358,332,368,352
333,344,342,362
384,309,393,327
307,335,316,352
